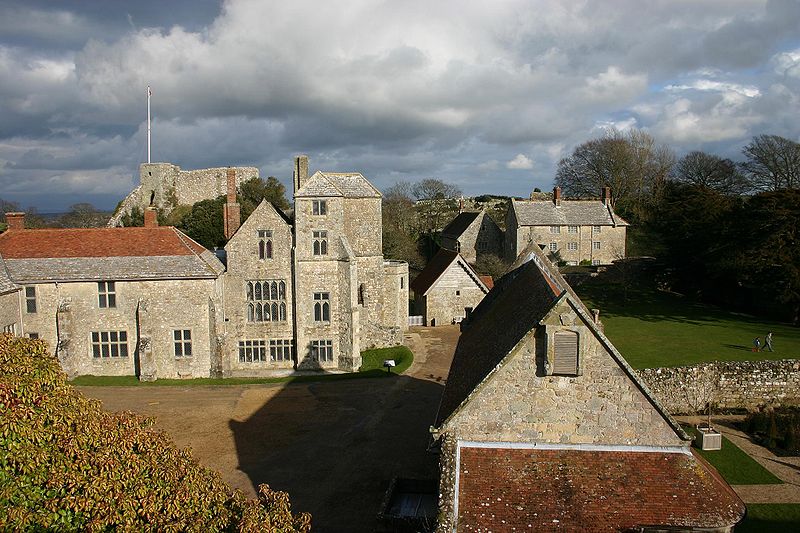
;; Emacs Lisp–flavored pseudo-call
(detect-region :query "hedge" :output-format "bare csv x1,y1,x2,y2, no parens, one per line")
0,334,310,531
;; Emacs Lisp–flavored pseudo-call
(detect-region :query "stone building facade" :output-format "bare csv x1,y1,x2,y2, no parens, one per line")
410,250,488,326
505,187,628,264
0,251,21,336
439,210,503,263
430,244,744,531
2,156,408,379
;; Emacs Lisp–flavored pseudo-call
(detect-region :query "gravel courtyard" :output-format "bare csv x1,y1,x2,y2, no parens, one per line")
80,326,460,533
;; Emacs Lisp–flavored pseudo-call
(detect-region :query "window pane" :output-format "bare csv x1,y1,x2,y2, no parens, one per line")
120,331,127,342
320,240,327,255
92,344,101,358
184,342,192,357
184,330,191,340
323,302,330,322
175,342,183,356
258,240,265,259
266,240,273,258
111,343,119,357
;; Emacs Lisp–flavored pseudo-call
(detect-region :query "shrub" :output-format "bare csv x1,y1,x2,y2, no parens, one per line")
0,334,310,531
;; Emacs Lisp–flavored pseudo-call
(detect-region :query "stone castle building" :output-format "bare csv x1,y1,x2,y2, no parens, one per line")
505,186,628,265
439,210,503,263
431,243,744,531
0,157,408,379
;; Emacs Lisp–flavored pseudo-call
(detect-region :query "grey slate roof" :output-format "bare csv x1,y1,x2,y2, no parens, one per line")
296,171,382,198
0,254,20,295
4,254,223,283
441,212,480,238
512,199,629,227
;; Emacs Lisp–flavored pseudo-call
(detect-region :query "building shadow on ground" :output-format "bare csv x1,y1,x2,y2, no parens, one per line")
229,373,444,533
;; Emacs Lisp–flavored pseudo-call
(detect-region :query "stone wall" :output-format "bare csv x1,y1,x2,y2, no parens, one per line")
639,360,800,414
0,289,21,335
518,224,627,265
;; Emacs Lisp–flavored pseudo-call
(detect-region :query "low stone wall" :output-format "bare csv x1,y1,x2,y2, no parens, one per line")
639,360,800,414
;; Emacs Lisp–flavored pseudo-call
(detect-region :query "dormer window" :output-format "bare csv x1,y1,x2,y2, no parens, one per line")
313,200,327,215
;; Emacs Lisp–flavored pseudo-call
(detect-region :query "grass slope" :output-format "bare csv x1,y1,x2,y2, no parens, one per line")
72,346,414,386
683,427,782,485
576,280,800,369
738,504,800,532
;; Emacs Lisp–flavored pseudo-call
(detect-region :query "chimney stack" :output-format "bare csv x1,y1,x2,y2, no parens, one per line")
602,186,611,207
553,186,562,207
293,155,309,194
4,212,25,230
144,207,158,227
223,168,241,240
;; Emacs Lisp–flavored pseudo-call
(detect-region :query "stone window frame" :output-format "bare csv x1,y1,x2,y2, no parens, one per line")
24,286,36,314
542,325,583,377
592,225,602,234
27,332,39,340
312,199,327,216
549,225,561,234
238,339,267,362
313,230,328,256
173,329,192,357
246,280,287,322
314,292,331,322
592,241,601,250
98,281,116,309
549,242,558,251
90,330,128,359
311,339,334,362
567,225,579,234
270,339,294,362
257,230,273,260
567,242,578,251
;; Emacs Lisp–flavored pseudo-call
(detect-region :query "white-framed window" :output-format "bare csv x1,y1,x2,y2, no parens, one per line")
313,230,328,256
173,329,192,357
592,225,602,234
258,230,273,259
568,225,578,234
270,339,293,362
238,340,267,362
592,241,601,250
567,242,578,251
312,200,327,215
549,242,558,251
549,225,560,234
311,339,333,362
592,259,601,266
25,286,36,313
314,292,330,322
98,281,116,308
91,331,128,358
247,280,287,322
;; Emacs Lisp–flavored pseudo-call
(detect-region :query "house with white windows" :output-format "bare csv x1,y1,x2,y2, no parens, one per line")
505,186,628,265
0,156,409,379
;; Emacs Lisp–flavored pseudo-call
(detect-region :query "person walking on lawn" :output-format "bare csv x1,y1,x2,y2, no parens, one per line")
765,332,773,352
753,337,761,352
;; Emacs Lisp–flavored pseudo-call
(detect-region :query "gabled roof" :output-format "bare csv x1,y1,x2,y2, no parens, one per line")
433,243,686,440
0,253,20,295
456,445,745,531
410,249,488,296
441,212,480,238
225,199,292,245
511,198,629,227
0,227,224,282
295,171,382,198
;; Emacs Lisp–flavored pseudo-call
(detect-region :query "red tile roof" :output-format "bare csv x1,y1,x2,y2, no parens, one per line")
478,275,493,290
457,446,745,531
0,227,207,258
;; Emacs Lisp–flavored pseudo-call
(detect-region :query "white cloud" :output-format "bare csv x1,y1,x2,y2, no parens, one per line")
772,49,800,78
506,154,533,170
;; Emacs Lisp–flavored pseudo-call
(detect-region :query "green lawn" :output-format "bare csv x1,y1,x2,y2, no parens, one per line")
683,427,782,485
738,504,800,532
71,346,413,386
576,281,800,369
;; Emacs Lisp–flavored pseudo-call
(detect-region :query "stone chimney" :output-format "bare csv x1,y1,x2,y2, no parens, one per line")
223,168,241,240
293,155,309,194
553,186,562,207
602,186,611,206
4,212,25,230
143,207,158,228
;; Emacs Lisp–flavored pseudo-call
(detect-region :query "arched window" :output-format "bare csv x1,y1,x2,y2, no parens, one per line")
279,281,286,299
247,303,254,322
246,279,288,322
271,281,278,300
314,292,330,322
254,281,262,301
279,302,286,321
257,230,273,260
255,303,263,321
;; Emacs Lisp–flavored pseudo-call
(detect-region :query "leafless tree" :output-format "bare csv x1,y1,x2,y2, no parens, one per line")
673,151,749,195
741,134,800,191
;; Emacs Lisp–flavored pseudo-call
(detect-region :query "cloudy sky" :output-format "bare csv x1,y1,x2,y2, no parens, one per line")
1,0,799,211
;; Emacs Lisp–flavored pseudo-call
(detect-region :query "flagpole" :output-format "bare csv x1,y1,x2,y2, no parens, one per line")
147,86,151,163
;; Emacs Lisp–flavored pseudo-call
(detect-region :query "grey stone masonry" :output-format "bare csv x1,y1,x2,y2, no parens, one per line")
639,360,800,413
